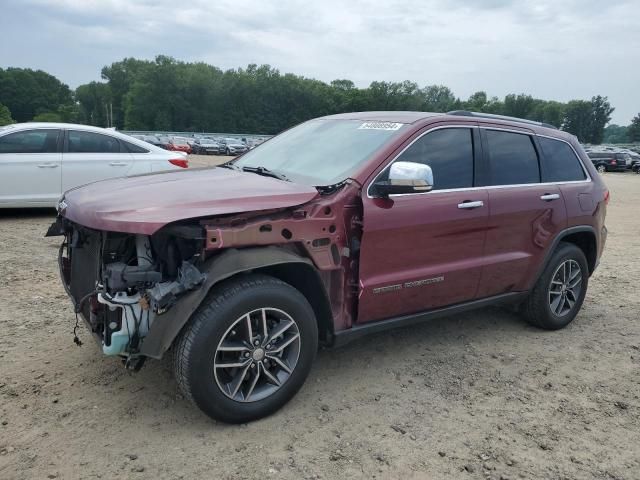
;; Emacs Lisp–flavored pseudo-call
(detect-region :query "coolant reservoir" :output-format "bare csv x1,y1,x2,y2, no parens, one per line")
97,292,154,356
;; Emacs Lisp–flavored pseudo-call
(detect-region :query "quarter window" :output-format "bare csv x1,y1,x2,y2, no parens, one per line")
393,128,474,190
539,137,586,182
121,140,149,154
486,130,539,185
0,129,59,153
67,131,122,153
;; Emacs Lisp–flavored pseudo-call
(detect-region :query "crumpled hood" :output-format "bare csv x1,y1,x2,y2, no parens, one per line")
60,167,318,234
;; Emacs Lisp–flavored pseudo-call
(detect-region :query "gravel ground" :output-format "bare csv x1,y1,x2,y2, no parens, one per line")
0,168,639,480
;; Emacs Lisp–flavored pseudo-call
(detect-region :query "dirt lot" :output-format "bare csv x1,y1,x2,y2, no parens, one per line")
1,168,639,480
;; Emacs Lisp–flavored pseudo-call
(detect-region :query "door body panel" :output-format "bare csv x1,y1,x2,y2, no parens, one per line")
358,189,489,323
0,128,62,206
477,192,567,296
0,152,62,205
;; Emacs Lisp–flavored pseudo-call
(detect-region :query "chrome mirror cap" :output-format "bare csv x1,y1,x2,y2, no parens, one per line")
388,161,433,192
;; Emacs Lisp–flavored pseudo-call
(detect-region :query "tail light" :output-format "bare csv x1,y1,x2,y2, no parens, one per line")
604,189,610,205
169,158,189,168
611,158,617,165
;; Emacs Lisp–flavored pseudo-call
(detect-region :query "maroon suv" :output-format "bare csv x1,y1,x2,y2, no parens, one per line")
49,111,608,423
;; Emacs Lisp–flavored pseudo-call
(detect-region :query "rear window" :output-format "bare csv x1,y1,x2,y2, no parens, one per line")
68,130,122,153
539,137,586,182
485,130,540,185
588,152,612,159
0,129,60,153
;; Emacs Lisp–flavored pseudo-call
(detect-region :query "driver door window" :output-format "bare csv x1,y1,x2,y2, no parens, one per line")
389,128,475,190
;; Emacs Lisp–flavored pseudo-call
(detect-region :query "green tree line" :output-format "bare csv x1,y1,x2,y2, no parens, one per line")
1,57,638,144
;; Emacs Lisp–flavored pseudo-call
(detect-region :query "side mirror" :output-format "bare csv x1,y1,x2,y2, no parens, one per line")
373,161,434,197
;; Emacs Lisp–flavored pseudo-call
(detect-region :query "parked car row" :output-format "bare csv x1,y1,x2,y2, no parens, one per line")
130,134,257,156
584,145,640,174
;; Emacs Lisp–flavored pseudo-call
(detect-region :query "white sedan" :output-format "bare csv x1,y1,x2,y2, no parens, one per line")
0,123,189,208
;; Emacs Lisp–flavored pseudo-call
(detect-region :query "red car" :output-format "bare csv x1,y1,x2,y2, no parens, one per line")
49,111,608,423
167,136,192,154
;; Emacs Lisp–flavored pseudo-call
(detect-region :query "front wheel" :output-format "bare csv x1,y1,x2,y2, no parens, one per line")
521,242,589,330
173,274,318,423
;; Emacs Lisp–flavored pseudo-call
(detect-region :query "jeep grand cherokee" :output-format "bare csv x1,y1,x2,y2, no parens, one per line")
48,111,608,423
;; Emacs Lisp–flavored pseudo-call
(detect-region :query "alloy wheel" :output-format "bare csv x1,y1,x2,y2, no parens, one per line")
213,308,301,402
548,259,583,317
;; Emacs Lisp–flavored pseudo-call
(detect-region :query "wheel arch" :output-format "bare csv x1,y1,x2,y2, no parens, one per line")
559,229,598,274
140,246,333,359
534,226,598,288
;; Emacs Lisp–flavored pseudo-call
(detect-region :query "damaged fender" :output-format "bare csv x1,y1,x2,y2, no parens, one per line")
140,246,327,358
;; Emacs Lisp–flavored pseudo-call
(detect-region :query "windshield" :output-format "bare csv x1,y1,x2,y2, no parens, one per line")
233,119,406,185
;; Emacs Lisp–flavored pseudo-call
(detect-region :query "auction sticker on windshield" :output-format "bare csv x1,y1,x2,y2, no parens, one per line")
358,122,404,130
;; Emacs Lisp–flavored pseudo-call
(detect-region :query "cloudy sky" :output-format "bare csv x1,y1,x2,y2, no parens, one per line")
1,0,638,124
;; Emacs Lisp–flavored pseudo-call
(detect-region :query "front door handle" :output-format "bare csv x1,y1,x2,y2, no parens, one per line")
458,200,484,209
540,193,560,201
109,162,128,166
37,163,58,168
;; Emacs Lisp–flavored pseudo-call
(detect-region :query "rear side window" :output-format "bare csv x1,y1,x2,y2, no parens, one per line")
67,130,122,153
394,128,474,190
122,140,149,153
485,130,539,185
539,137,586,182
0,129,59,153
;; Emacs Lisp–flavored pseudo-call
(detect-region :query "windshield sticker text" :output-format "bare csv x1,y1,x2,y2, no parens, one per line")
358,122,403,131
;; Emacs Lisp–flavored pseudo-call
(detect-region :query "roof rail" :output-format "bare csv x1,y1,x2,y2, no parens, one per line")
446,110,558,130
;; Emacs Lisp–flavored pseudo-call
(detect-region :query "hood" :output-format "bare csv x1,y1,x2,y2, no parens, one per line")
61,167,318,235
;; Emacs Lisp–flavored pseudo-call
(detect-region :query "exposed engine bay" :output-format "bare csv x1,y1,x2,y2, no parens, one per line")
54,220,206,363
49,180,362,367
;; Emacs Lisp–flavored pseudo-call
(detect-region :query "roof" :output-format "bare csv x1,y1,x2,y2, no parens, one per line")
317,111,568,138
319,111,442,123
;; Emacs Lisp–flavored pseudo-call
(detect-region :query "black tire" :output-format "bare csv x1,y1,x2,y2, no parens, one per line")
521,242,589,330
173,274,318,423
596,164,607,174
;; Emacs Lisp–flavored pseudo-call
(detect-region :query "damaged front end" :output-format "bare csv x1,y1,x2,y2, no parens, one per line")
49,217,206,364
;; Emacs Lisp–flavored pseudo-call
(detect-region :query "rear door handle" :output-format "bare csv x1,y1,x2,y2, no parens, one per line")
37,163,58,168
457,200,484,209
540,193,560,201
109,162,128,166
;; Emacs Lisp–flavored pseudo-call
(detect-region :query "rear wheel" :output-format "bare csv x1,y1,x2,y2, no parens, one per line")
596,164,607,174
173,274,318,423
521,242,588,330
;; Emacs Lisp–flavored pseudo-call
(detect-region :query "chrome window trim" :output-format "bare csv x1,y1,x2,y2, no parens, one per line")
366,125,591,199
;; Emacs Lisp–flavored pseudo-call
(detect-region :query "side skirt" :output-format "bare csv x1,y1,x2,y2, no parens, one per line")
332,291,528,347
